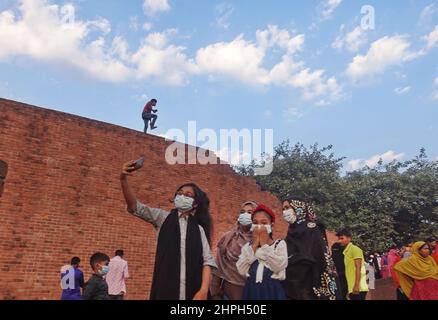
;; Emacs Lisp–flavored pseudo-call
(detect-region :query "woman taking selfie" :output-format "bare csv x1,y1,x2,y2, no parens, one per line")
120,158,216,300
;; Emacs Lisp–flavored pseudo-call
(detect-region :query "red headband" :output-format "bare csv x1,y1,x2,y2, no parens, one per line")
252,204,275,223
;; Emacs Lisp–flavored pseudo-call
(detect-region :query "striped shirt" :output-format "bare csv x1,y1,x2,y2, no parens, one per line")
106,256,129,295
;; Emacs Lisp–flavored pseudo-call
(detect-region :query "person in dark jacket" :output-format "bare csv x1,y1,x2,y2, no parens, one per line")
331,242,348,299
82,252,110,300
281,195,338,300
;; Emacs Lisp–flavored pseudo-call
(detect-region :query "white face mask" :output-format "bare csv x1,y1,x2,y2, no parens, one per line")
238,212,253,226
283,209,297,224
174,194,194,212
250,224,272,234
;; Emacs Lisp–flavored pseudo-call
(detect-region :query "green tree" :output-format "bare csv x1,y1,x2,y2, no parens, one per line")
236,142,438,254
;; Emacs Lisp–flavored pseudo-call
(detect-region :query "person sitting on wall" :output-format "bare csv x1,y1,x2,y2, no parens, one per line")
0,160,8,198
142,99,158,134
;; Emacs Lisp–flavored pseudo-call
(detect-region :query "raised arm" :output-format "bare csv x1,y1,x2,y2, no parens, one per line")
120,159,168,229
120,160,138,212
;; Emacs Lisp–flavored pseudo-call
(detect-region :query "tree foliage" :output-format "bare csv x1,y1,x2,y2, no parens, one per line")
235,142,438,253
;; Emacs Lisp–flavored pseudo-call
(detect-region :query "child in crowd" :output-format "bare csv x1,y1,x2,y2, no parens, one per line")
236,204,288,300
82,252,111,300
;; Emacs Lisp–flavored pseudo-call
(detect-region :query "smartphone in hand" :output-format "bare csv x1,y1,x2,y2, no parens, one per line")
128,156,145,172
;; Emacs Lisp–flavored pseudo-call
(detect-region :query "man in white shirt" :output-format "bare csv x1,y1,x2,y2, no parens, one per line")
106,250,129,300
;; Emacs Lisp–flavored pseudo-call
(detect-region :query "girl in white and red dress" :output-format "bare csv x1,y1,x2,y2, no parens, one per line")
236,204,288,300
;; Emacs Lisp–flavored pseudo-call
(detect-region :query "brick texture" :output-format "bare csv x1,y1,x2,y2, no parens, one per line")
0,98,336,300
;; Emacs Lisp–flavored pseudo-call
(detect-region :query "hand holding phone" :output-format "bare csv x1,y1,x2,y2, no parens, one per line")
122,156,145,174
132,156,145,171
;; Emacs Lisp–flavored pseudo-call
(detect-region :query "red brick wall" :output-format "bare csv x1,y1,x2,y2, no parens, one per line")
0,98,285,300
0,98,337,300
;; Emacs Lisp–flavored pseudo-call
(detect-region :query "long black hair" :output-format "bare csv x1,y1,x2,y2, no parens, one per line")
175,183,213,244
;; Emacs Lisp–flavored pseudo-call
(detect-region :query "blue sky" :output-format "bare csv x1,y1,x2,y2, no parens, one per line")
0,0,438,170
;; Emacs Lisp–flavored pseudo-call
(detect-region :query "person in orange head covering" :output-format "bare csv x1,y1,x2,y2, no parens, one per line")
394,241,438,300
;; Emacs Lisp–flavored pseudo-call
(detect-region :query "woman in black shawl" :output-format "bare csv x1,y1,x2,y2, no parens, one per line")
120,159,216,300
281,195,339,300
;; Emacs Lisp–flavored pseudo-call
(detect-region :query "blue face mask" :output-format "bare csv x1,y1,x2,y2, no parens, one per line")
250,224,272,234
174,194,194,212
99,265,110,276
238,212,253,226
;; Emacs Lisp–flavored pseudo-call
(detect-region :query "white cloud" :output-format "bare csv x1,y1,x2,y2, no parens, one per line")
365,151,405,167
215,3,234,30
132,31,198,85
321,0,343,20
422,24,438,49
196,25,342,104
394,86,411,95
346,159,363,172
129,16,139,31
394,71,407,80
143,22,153,31
420,3,437,25
332,26,368,52
195,34,270,85
346,36,421,80
0,0,130,82
0,1,195,85
347,151,405,172
309,0,343,30
143,0,170,16
0,2,342,102
256,25,305,54
283,106,303,120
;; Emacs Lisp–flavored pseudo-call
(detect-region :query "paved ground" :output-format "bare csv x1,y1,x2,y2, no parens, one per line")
368,278,397,300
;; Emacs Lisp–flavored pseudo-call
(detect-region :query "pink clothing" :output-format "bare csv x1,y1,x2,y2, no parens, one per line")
410,278,438,300
106,256,129,295
387,249,399,278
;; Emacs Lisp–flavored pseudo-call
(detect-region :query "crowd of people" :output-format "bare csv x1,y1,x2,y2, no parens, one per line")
59,157,436,300
2,154,437,301
361,237,438,300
